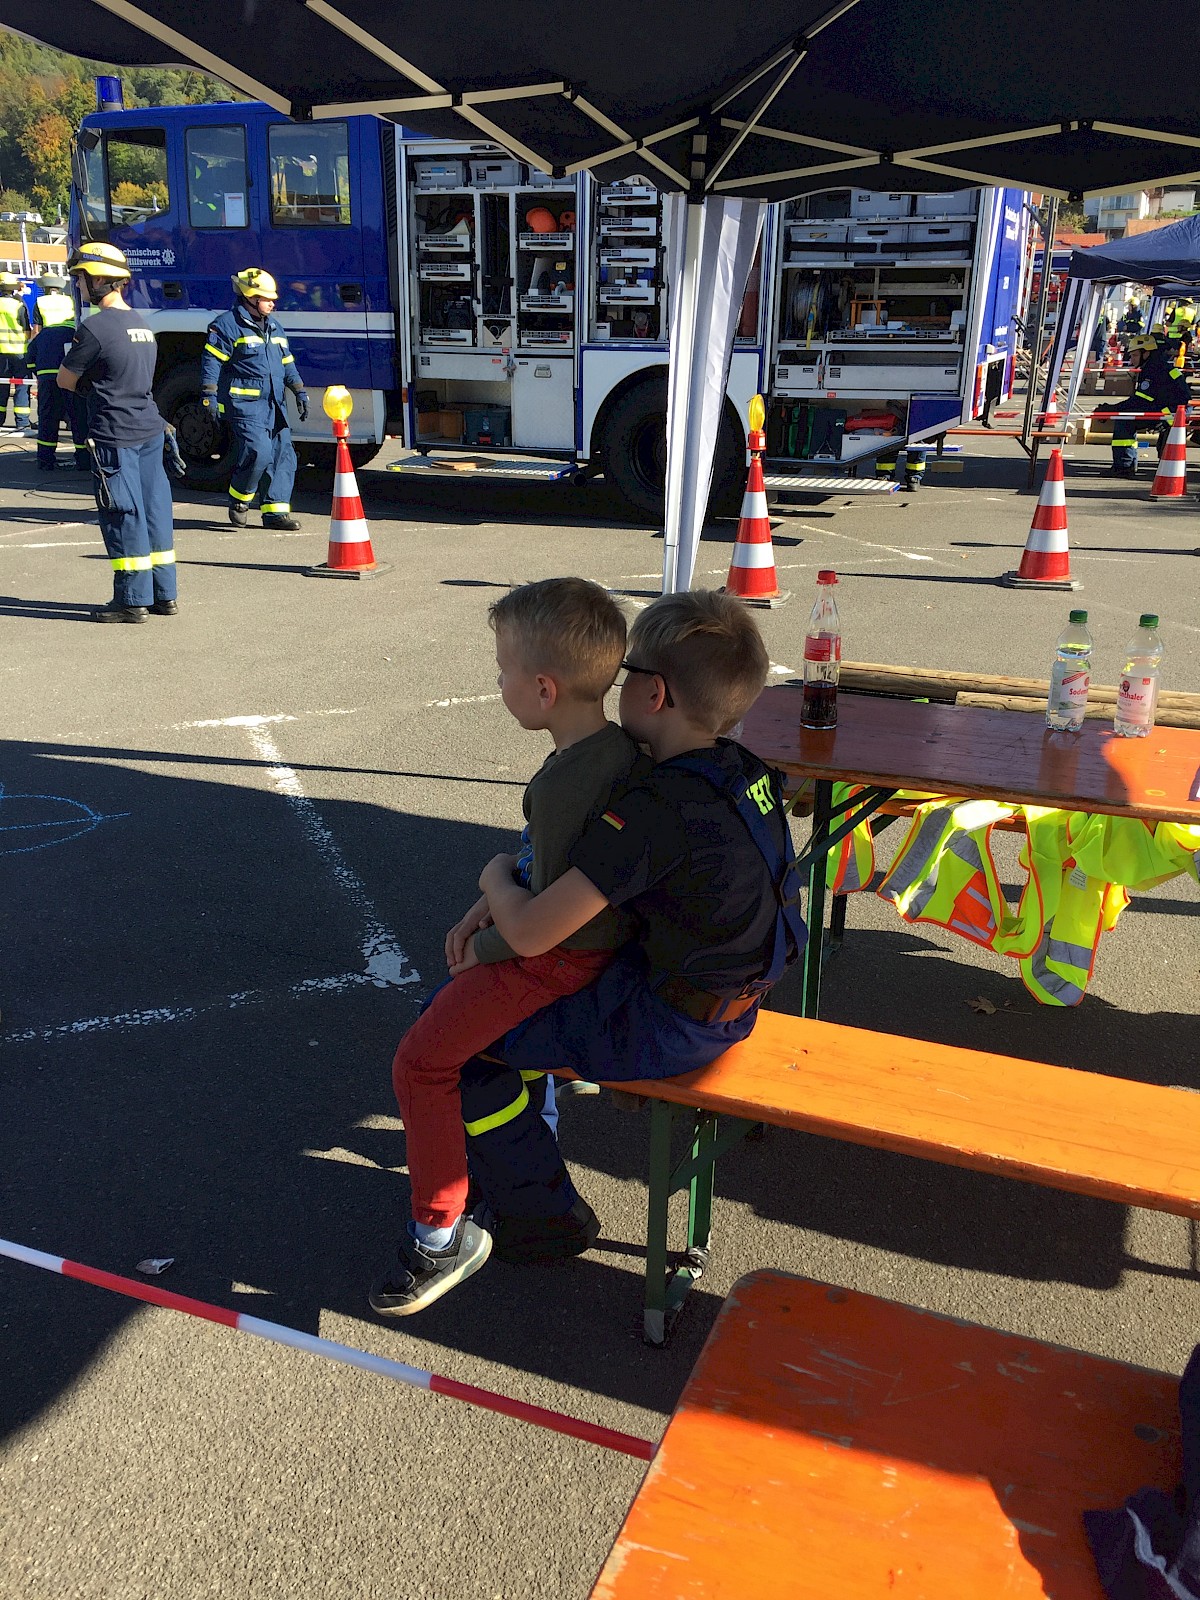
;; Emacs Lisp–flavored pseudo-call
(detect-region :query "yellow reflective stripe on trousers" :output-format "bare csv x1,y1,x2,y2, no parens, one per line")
518,1069,546,1082
203,342,230,362
149,550,175,566
260,502,290,514
111,554,153,571
229,485,255,502
463,1084,529,1138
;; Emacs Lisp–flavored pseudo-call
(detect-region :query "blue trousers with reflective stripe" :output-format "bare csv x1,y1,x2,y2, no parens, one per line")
93,435,176,608
36,377,87,468
460,954,760,1222
229,410,295,513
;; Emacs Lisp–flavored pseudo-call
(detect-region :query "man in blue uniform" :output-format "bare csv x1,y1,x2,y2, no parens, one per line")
27,273,88,472
58,242,177,624
199,267,309,530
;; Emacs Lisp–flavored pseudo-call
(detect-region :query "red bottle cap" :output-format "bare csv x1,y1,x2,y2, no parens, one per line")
817,569,838,584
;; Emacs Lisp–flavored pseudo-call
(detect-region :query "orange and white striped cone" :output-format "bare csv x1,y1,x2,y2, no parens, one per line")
1001,448,1079,590
1150,405,1188,501
722,427,789,608
307,421,391,579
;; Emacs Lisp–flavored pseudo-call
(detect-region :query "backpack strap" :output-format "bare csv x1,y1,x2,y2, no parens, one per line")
664,744,806,990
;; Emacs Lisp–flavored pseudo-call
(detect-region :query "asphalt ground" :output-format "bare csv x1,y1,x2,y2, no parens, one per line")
1,422,1199,1599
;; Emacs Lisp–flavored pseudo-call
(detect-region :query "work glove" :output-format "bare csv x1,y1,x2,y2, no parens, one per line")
163,425,188,481
200,390,217,412
295,390,310,422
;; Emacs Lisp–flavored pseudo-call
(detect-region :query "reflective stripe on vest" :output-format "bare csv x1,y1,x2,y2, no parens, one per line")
0,297,24,355
827,782,874,894
877,796,1012,949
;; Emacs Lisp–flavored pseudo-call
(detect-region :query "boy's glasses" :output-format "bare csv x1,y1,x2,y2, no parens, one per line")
620,658,674,708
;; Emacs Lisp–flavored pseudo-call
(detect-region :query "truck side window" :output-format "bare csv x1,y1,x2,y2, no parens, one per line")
105,128,169,226
268,122,351,228
186,125,249,229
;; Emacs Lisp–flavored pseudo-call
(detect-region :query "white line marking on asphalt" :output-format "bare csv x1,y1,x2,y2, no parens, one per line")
301,1145,403,1171
790,524,937,562
425,692,502,708
0,538,98,549
173,709,358,730
244,721,419,989
769,662,794,676
2,972,418,1045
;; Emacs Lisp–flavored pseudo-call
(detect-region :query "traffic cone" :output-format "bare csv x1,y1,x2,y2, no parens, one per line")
1150,405,1188,501
722,422,789,608
1001,448,1079,590
306,422,390,579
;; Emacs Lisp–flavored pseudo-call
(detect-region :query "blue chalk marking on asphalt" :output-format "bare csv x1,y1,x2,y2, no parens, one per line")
0,783,130,855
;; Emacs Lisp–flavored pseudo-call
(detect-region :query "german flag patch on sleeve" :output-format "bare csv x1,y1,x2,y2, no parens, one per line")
601,811,625,831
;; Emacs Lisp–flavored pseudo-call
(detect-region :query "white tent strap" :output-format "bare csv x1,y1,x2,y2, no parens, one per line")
1064,284,1103,415
1042,276,1087,408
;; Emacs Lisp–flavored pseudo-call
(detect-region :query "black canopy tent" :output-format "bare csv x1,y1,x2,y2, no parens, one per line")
10,0,1200,585
1044,214,1200,416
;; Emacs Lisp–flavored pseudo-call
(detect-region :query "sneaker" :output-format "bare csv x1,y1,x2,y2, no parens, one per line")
368,1210,492,1317
490,1197,601,1265
263,514,302,531
556,1077,600,1099
149,599,178,616
93,602,148,624
228,504,249,528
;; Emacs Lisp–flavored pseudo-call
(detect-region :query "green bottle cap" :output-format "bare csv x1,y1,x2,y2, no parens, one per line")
1069,610,1087,623
1139,613,1159,628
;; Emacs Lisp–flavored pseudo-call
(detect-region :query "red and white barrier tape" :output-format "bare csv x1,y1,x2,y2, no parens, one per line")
0,1237,654,1461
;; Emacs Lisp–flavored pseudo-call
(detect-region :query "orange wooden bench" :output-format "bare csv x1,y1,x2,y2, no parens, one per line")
616,1009,1200,1344
592,1269,1180,1598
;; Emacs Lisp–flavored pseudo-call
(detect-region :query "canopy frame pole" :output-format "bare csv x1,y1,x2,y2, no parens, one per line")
1021,194,1059,453
662,191,706,594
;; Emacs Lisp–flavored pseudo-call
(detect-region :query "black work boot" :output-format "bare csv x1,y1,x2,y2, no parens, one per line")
263,514,302,531
489,1197,601,1264
149,599,178,616
228,503,249,528
93,602,148,624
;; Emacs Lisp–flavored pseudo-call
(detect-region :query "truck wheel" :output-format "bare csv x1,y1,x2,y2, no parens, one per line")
155,362,237,489
599,380,745,525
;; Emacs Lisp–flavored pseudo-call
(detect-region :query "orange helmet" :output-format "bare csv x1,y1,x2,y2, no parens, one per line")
524,207,557,234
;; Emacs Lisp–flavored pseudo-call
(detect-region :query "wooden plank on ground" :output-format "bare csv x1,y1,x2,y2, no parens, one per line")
955,692,1200,730
838,661,1199,711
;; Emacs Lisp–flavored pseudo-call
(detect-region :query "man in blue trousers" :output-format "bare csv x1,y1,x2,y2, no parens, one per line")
58,243,177,624
200,268,309,530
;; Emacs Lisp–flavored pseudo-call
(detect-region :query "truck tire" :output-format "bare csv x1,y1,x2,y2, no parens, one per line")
155,361,238,489
599,379,744,525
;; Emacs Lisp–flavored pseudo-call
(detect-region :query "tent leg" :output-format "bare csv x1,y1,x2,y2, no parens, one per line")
661,199,705,596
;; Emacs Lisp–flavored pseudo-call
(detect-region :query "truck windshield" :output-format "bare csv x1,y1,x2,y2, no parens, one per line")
73,128,107,240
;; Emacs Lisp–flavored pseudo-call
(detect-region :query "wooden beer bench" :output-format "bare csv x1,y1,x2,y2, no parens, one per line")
592,1269,1182,1598
586,1006,1200,1345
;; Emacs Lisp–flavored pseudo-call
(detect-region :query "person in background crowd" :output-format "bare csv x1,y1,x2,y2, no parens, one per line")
0,269,30,428
27,272,87,472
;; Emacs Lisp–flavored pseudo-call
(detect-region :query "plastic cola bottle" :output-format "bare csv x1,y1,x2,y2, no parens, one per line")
1045,610,1093,731
801,570,841,730
1114,614,1164,737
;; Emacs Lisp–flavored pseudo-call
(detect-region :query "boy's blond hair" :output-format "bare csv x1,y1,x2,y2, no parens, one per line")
627,589,768,733
489,577,626,702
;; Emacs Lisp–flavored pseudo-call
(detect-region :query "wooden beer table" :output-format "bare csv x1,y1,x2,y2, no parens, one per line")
740,687,1200,1018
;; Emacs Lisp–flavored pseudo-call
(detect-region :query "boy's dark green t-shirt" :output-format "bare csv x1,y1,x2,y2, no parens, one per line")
474,720,648,963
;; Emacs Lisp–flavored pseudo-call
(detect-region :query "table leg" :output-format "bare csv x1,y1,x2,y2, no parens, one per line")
802,777,833,1018
644,1099,674,1346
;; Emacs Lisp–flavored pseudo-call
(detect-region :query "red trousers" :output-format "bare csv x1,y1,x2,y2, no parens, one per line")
391,947,612,1227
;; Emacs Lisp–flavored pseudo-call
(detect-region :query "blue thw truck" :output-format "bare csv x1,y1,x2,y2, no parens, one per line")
69,93,1029,519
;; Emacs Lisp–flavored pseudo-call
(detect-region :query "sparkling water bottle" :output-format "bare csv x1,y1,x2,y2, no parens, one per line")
1114,614,1164,738
801,570,841,730
1045,610,1093,731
